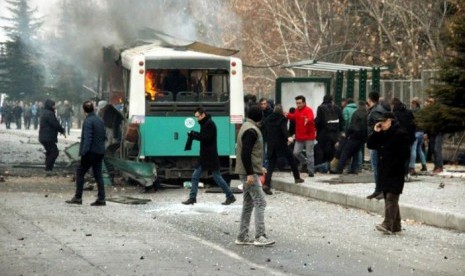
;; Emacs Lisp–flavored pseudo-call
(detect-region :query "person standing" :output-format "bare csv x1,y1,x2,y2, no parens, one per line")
367,112,410,234
61,100,74,136
286,95,316,177
235,105,275,246
182,107,236,205
366,92,389,199
315,95,343,171
66,101,107,206
409,97,427,173
39,99,66,176
13,101,23,129
23,103,33,130
262,104,304,195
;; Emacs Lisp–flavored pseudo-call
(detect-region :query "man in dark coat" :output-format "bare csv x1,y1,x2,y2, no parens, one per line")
39,99,65,176
315,95,343,171
66,101,107,206
262,104,304,195
182,107,236,205
367,112,410,234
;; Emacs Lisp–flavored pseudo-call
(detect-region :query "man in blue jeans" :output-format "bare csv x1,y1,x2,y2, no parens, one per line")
182,107,236,205
235,105,275,246
66,101,106,206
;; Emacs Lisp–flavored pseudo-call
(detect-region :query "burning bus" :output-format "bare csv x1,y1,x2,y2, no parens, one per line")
102,39,244,188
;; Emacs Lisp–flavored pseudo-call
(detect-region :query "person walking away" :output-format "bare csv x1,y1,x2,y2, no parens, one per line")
334,101,368,174
61,100,74,136
286,95,316,177
315,95,343,172
409,97,427,173
235,105,275,246
66,101,107,206
367,112,410,234
365,92,389,199
23,103,33,130
182,107,236,205
262,104,304,195
39,99,66,176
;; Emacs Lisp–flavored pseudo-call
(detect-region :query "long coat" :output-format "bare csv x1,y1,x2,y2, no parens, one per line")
79,112,106,156
367,123,410,194
191,115,220,171
262,111,290,153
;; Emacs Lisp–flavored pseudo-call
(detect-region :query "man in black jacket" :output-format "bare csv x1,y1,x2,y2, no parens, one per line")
367,112,410,234
39,99,65,176
334,101,368,174
182,107,236,205
66,101,107,206
262,104,304,195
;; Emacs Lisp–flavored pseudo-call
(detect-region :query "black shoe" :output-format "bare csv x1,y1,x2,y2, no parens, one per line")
262,186,273,195
366,191,382,199
182,198,196,205
421,165,427,172
222,196,237,205
308,172,314,177
66,197,82,205
329,170,341,174
294,178,305,184
90,200,106,206
375,193,384,200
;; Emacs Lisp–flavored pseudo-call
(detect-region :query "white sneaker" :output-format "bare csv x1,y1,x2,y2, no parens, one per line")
253,236,275,246
235,238,254,245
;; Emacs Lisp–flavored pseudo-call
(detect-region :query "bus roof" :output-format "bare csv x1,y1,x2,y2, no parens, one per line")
121,42,239,69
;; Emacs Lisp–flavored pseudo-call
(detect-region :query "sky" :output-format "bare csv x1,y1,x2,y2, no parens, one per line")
0,0,60,41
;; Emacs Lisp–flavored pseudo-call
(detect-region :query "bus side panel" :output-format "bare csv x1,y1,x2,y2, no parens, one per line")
140,116,234,157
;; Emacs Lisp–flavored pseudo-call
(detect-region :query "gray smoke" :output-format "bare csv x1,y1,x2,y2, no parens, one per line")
39,0,240,86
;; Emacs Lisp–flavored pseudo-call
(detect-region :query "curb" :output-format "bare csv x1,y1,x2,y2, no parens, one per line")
273,180,465,232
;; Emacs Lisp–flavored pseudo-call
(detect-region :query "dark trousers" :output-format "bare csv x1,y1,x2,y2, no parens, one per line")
336,138,363,173
382,193,401,232
75,153,105,201
41,141,59,171
265,147,300,188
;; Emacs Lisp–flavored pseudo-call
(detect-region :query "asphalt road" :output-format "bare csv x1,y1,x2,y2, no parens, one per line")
0,178,464,276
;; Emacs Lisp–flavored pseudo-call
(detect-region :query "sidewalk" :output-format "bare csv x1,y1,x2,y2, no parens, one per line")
272,167,465,232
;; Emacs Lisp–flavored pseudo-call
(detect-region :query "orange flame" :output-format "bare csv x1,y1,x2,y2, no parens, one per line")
145,71,156,100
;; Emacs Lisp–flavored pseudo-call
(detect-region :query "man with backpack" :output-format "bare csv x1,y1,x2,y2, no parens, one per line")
315,95,343,172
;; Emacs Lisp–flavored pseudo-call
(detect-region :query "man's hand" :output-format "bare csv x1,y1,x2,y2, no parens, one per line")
287,136,294,145
246,175,254,186
304,117,308,125
374,122,382,132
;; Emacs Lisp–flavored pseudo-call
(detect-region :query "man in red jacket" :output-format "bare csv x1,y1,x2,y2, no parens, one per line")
286,95,316,177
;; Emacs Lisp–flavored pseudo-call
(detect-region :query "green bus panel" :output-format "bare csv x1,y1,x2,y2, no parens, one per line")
140,116,235,157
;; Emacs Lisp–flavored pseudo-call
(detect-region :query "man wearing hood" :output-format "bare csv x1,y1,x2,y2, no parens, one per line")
39,99,66,176
182,107,236,205
367,112,410,234
262,104,304,195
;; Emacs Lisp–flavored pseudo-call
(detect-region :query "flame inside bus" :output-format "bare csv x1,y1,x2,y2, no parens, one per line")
145,70,157,100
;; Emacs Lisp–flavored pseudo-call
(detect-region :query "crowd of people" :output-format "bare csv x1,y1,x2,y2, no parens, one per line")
1,99,75,133
243,91,445,236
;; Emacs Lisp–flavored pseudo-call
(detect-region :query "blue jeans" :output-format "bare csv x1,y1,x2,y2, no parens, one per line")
189,164,233,199
409,131,426,169
237,174,267,240
370,150,380,192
